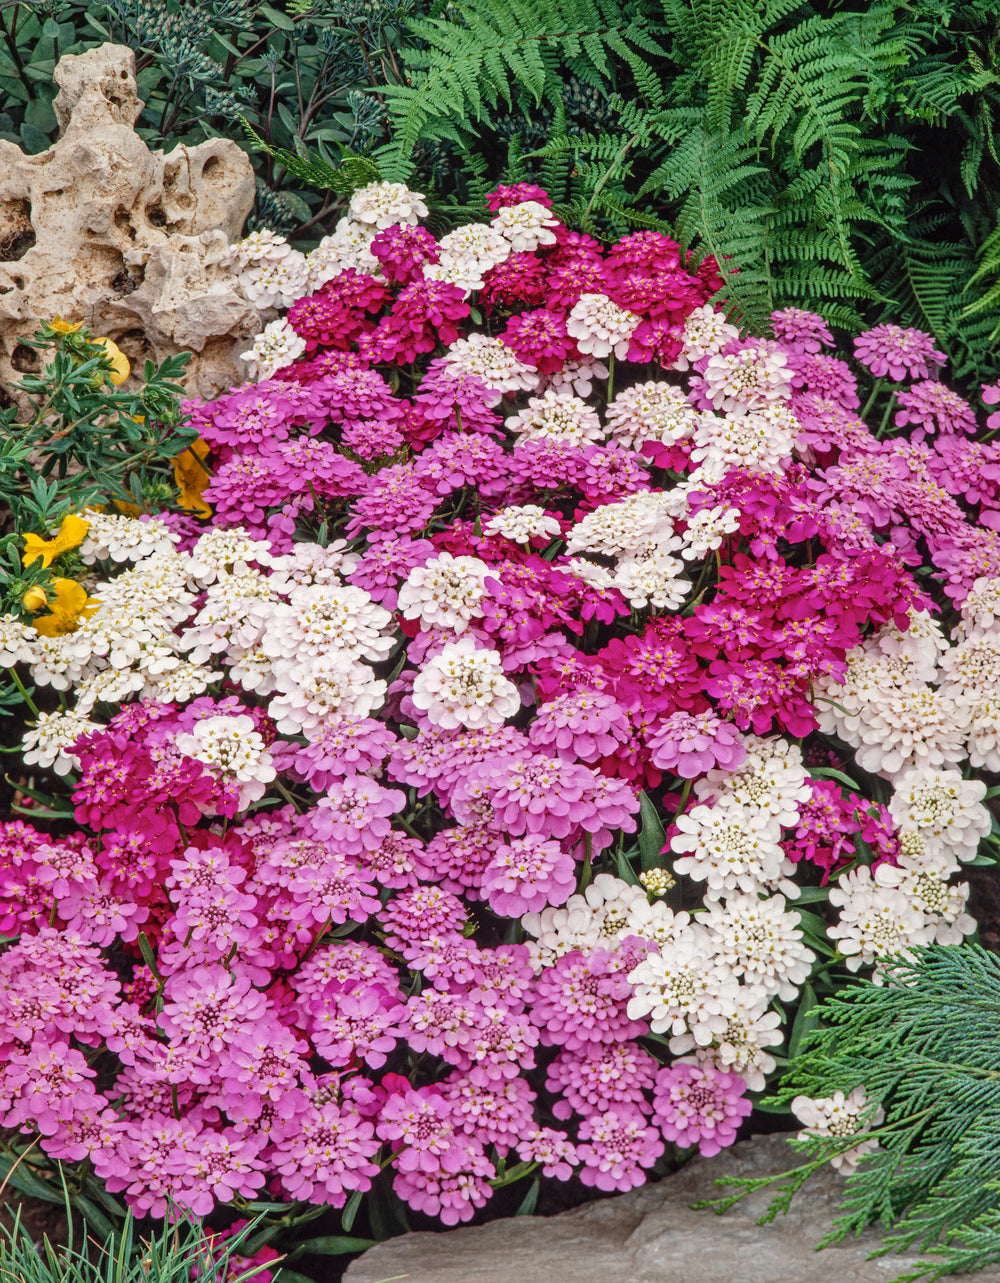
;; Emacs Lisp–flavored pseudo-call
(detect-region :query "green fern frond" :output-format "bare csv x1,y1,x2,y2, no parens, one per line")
238,118,381,195
382,0,645,158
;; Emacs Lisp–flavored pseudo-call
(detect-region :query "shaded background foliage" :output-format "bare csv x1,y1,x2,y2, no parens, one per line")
4,0,1000,386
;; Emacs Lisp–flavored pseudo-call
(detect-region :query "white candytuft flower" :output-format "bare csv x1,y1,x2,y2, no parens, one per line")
261,583,394,662
174,713,276,809
671,305,741,370
565,491,676,559
887,767,990,862
678,505,742,560
397,552,491,634
957,575,1000,641
79,514,181,565
0,614,36,666
626,935,740,1043
349,181,428,229
700,342,794,415
691,406,799,475
490,201,560,252
142,661,217,704
437,223,512,284
22,709,100,775
827,866,933,976
874,852,975,947
671,988,783,1091
605,382,700,450
509,390,604,445
566,293,641,360
240,318,307,381
521,875,648,969
701,893,815,1000
269,654,386,734
612,546,691,611
237,250,310,310
439,334,538,393
484,505,562,544
791,1087,883,1174
670,803,796,901
186,529,274,586
306,217,380,287
411,637,520,730
695,736,811,827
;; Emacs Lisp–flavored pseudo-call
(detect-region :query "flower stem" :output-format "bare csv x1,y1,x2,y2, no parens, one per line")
860,377,884,421
10,668,39,717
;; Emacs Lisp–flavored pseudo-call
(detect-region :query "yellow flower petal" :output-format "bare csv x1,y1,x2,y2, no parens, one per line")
22,513,90,568
173,438,213,519
21,586,48,612
51,316,84,334
93,337,130,385
32,579,99,637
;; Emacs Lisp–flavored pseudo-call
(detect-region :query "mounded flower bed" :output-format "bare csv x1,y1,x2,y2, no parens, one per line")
1,180,999,1272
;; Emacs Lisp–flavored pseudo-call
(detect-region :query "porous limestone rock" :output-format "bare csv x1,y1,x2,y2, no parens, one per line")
344,1134,1000,1283
0,43,262,410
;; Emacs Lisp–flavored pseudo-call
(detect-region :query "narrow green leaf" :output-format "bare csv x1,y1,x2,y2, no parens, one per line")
637,790,667,869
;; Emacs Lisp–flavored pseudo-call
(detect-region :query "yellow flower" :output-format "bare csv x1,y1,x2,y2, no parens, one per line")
32,579,99,637
173,438,213,519
22,513,90,568
50,316,84,334
21,586,48,612
93,337,130,385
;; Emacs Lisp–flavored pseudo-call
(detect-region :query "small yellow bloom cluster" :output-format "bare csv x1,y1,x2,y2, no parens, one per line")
20,514,97,636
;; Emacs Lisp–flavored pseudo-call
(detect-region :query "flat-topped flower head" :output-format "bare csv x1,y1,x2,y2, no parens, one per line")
853,323,946,381
412,637,520,731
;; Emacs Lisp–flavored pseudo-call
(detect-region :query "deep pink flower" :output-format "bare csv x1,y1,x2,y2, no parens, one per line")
365,279,470,364
479,252,548,311
502,309,579,374
486,183,553,210
370,223,440,283
287,272,389,352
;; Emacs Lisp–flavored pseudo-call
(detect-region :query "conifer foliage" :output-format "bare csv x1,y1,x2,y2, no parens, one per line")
708,945,1000,1283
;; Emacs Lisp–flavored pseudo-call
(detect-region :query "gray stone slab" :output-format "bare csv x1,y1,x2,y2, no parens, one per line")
344,1134,1000,1283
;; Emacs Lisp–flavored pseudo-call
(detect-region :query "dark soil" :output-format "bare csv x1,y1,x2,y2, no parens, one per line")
0,1183,67,1248
968,867,1000,954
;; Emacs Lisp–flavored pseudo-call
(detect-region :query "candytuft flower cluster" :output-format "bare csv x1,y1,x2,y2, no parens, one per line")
2,180,998,1242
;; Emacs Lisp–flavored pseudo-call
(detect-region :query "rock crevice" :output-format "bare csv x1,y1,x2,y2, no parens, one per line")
0,44,262,406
